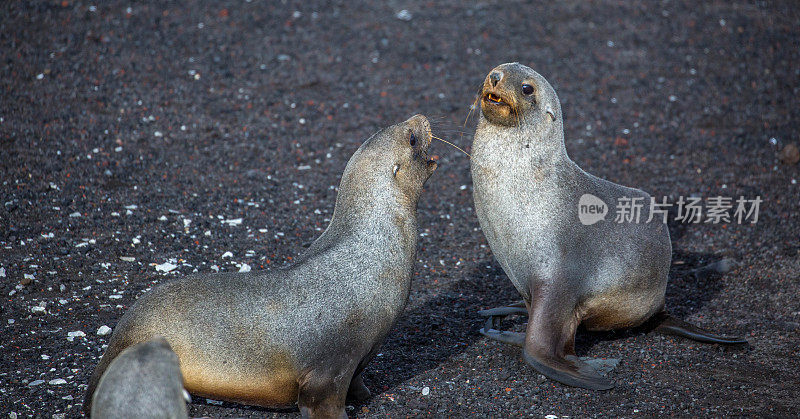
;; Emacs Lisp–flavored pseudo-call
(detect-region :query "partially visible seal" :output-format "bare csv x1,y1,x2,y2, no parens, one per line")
91,337,189,419
470,63,746,390
84,115,438,418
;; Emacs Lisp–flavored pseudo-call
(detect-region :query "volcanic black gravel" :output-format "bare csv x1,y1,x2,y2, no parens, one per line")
2,1,799,417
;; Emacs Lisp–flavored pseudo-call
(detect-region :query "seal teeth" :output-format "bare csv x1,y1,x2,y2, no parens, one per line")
486,93,504,104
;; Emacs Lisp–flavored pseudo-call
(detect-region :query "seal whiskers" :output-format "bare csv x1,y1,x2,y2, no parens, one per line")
432,135,471,158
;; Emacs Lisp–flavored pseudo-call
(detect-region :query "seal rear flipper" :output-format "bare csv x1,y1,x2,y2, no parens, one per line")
478,303,528,318
653,312,748,345
479,327,526,347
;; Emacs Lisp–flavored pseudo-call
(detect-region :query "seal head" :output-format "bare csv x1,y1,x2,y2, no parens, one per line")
480,62,558,128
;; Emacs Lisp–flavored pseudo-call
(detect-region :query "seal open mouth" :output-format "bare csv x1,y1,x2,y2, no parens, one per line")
485,93,506,105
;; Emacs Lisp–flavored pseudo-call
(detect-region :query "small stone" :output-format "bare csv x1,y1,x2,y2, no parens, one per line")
31,305,46,314
119,256,135,262
49,378,67,385
0,267,5,277
97,325,112,336
395,9,412,21
421,386,430,396
779,143,799,165
221,251,233,258
154,262,177,273
69,212,81,218
67,331,86,341
238,264,251,273
28,380,45,386
21,274,34,285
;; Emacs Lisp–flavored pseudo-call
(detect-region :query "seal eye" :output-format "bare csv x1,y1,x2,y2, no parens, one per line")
410,133,417,147
522,84,534,95
393,164,400,177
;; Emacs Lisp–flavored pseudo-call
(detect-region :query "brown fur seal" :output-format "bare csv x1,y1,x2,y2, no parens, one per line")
84,115,438,418
91,337,189,418
470,63,746,390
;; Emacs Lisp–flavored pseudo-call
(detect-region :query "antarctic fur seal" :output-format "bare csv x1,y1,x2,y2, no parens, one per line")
470,63,746,390
91,337,189,419
84,114,438,418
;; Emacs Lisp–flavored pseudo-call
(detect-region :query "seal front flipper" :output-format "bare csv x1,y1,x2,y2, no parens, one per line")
298,368,350,419
522,351,614,391
522,294,614,391
652,311,748,345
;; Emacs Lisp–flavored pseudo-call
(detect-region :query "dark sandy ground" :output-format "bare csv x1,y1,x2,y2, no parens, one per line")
2,0,799,417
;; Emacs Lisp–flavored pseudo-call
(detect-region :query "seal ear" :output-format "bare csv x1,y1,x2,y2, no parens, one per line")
545,105,556,122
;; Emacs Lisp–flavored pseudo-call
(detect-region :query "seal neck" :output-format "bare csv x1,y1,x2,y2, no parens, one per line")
473,115,572,171
297,182,419,269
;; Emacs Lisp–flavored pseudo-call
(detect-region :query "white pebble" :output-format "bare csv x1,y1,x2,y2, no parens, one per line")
28,380,45,386
421,386,430,396
67,330,86,341
96,325,112,336
395,9,412,21
221,251,234,258
238,264,251,273
49,379,67,385
154,262,177,273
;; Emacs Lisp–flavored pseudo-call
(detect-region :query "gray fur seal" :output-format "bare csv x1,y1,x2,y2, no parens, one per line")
91,337,189,418
470,63,746,390
84,115,438,418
